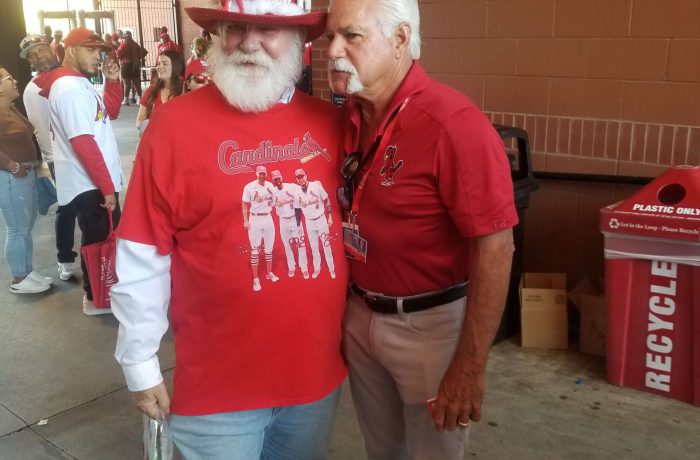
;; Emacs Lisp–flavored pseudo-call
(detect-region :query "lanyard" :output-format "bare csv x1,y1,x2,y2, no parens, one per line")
350,99,409,219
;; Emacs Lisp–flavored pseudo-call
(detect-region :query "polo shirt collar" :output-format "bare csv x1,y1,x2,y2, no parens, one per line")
346,61,429,152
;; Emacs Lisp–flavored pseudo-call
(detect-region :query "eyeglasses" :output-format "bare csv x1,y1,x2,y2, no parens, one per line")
337,151,363,212
189,74,210,84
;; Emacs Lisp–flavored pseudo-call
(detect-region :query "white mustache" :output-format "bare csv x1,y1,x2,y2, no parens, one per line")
229,50,274,69
329,58,359,75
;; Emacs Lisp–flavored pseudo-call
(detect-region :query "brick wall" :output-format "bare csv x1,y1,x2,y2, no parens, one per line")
423,0,700,177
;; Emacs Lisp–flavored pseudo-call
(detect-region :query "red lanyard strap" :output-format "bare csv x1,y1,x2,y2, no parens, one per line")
351,99,409,217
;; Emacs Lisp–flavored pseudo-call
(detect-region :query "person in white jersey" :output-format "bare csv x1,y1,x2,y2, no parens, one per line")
294,168,335,279
35,27,124,315
242,165,279,291
271,169,309,279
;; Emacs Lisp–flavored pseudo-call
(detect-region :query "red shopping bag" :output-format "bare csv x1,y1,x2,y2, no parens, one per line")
80,210,118,309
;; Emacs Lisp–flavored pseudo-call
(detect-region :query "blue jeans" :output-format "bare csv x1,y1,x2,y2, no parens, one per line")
169,385,341,460
0,170,37,278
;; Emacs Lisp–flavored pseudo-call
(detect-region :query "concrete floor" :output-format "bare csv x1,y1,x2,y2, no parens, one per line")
1,107,698,460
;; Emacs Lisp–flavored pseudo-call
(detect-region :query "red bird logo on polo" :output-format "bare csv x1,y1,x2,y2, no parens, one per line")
380,145,403,186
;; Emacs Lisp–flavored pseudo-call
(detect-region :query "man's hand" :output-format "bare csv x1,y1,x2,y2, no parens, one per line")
101,193,117,211
430,228,514,433
102,55,120,81
244,220,250,230
133,382,171,420
431,355,485,432
327,214,333,228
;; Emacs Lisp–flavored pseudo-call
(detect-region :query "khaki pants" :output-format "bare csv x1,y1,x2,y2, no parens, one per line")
343,292,469,460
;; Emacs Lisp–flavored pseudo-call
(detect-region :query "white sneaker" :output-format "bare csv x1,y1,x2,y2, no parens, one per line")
10,276,51,294
266,272,279,282
82,295,112,316
28,271,53,284
312,271,320,279
253,278,262,292
58,262,77,281
330,271,336,280
302,271,310,279
288,269,295,278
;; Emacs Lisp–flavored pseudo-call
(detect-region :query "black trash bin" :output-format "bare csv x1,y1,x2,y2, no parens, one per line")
492,124,539,343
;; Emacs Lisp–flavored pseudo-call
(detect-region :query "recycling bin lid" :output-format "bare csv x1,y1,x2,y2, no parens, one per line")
600,166,700,242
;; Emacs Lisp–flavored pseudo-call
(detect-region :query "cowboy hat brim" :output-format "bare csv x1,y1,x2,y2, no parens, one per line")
185,7,327,42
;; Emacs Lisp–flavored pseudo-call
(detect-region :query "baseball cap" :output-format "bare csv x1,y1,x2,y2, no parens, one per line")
64,27,112,50
271,170,282,180
255,165,267,175
294,168,306,177
19,34,47,59
185,58,209,80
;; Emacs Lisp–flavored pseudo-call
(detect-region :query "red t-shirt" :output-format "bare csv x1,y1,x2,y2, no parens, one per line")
345,63,519,296
139,85,165,116
118,85,348,415
50,41,65,64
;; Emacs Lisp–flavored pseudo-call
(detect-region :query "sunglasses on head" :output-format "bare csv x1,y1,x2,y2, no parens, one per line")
189,74,210,84
21,36,44,50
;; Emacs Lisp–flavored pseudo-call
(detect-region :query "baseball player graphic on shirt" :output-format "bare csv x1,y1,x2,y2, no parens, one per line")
242,165,278,292
294,168,335,279
271,170,309,279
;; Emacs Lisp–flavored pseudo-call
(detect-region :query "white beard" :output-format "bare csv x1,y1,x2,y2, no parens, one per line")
329,57,364,95
207,34,302,113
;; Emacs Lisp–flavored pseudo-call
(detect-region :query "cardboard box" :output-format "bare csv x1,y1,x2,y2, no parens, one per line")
568,277,607,356
520,273,568,349
579,294,606,356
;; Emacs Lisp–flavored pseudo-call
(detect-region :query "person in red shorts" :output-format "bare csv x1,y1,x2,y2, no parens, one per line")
327,0,519,458
111,1,347,459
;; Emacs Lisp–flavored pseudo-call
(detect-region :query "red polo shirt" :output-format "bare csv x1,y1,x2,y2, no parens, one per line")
345,62,518,296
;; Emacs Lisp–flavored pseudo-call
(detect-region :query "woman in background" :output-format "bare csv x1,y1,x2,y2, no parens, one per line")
135,50,184,135
0,67,52,294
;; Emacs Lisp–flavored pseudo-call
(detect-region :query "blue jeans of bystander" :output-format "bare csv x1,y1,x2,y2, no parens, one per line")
0,170,37,278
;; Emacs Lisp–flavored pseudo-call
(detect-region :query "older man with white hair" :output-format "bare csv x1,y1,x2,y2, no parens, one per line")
19,34,79,282
111,1,348,458
327,0,519,458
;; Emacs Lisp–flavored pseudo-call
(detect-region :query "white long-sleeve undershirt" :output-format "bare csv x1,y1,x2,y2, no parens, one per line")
111,239,171,392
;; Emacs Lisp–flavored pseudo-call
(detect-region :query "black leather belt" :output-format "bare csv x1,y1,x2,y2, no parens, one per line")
351,282,468,314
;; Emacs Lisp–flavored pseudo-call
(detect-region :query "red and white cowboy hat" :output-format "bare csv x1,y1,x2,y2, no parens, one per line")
186,0,326,41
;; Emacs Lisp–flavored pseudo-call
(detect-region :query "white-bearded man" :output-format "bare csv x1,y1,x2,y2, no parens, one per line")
111,1,347,459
